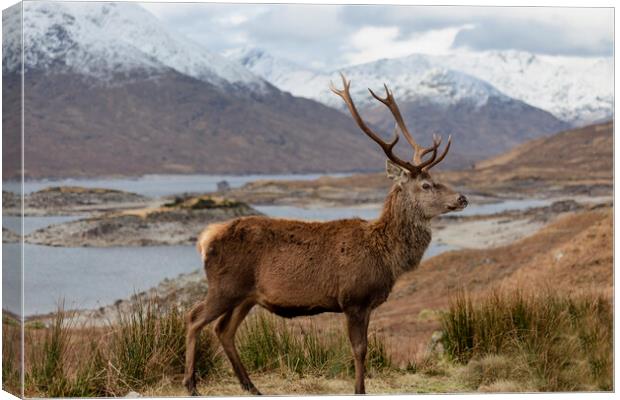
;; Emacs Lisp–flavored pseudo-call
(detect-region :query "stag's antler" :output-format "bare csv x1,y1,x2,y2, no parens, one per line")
329,73,451,174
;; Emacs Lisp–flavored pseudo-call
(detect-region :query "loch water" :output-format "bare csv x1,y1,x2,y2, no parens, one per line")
3,174,554,316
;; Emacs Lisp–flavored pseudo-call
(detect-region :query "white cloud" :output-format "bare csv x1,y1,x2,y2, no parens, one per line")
139,3,613,68
343,25,473,66
215,14,249,26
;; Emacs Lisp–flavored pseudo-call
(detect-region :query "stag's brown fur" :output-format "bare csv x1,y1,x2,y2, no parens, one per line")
201,185,429,318
183,75,467,395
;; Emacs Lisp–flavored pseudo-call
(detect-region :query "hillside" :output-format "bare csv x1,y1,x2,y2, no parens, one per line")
370,206,612,359
6,70,383,178
445,120,613,195
233,49,570,168
2,2,384,179
218,121,613,206
363,94,568,168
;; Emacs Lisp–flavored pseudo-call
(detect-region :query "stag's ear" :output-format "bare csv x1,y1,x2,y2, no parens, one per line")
386,160,410,184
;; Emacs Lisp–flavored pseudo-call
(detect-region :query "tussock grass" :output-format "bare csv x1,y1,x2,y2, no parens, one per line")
23,299,222,397
109,298,221,392
2,315,21,395
238,312,393,378
23,301,393,397
441,289,612,392
26,307,107,397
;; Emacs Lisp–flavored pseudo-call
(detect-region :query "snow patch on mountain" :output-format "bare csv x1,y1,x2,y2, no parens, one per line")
228,47,512,111
3,2,266,90
229,48,613,124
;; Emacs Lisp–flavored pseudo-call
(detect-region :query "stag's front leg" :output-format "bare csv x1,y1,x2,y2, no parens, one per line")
345,308,371,395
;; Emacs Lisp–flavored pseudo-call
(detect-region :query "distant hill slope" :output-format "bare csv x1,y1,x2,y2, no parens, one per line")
363,95,568,169
373,207,612,358
220,121,613,204
446,120,613,194
3,2,387,179
475,120,613,173
233,49,571,168
3,70,384,179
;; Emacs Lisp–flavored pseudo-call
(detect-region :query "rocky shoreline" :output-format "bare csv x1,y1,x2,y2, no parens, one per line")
3,186,150,216
25,195,261,247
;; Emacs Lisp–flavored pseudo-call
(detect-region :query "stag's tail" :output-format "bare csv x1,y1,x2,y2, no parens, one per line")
196,222,229,261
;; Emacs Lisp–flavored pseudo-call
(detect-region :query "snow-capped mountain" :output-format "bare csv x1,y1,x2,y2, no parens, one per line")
229,48,613,124
2,2,393,177
3,2,266,90
229,47,513,109
0,2,575,177
433,51,613,125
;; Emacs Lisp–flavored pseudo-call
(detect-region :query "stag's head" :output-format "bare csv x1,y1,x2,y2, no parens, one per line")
330,74,468,219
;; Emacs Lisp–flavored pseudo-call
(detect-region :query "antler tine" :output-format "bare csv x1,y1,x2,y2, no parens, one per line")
331,74,452,173
330,73,415,172
368,85,419,155
369,84,442,165
423,135,452,171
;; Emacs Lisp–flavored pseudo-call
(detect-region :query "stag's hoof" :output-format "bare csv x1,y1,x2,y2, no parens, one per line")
183,376,200,396
242,382,262,395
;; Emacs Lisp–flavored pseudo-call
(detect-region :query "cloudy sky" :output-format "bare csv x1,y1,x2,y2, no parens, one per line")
141,3,614,70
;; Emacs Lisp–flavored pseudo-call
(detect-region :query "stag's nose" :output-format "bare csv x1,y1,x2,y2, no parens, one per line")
457,195,468,208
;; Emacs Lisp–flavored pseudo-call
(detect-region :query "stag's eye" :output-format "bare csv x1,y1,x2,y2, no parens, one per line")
422,182,432,190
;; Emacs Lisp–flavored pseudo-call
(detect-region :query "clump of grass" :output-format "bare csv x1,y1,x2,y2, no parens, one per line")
163,195,245,210
2,316,22,395
26,308,107,397
108,299,222,393
238,312,393,378
405,353,448,377
441,289,612,392
24,302,395,397
24,298,223,397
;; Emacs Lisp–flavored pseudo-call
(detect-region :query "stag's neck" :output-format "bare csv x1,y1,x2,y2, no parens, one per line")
371,185,432,278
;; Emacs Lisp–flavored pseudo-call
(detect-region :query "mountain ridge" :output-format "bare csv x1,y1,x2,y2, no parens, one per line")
229,47,613,124
1,3,579,178
3,2,266,91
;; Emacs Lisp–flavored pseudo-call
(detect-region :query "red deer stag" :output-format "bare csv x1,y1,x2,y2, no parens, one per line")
183,74,468,395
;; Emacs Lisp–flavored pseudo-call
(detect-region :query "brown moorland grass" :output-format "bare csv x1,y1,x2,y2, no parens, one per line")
442,289,612,392
20,301,395,397
2,314,21,395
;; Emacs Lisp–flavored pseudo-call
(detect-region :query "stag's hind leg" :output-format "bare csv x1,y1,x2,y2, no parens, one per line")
183,293,233,396
345,308,371,395
215,299,260,395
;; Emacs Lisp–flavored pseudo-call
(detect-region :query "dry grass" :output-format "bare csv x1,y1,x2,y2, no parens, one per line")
2,314,22,396
20,301,396,397
441,289,613,392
